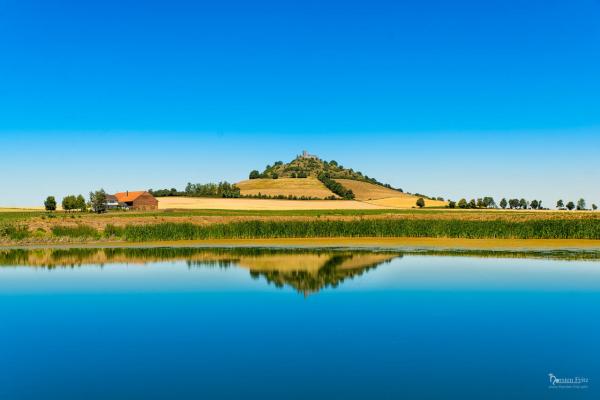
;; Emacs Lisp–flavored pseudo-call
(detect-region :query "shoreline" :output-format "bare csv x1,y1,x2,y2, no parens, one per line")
3,237,600,251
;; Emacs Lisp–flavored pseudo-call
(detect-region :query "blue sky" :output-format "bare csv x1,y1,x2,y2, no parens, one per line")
1,0,599,207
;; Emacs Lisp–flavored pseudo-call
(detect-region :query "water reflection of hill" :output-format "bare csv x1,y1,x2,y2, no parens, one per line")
1,247,600,294
0,248,400,294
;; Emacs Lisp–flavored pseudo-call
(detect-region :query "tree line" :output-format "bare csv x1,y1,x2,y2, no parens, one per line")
317,173,355,200
443,196,597,210
44,195,87,212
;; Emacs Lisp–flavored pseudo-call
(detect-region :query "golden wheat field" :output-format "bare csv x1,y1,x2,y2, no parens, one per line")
157,196,383,210
366,196,448,208
333,179,410,200
334,179,448,208
236,177,337,198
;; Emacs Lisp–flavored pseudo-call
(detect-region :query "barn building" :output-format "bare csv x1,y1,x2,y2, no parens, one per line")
114,191,158,210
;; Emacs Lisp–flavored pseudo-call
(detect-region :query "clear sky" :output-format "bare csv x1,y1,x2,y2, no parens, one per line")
1,0,599,207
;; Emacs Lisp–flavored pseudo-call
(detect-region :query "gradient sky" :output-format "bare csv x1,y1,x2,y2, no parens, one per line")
1,0,599,207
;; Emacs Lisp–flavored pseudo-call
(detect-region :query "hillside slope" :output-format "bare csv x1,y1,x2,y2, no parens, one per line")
334,179,406,201
334,179,448,208
236,178,337,199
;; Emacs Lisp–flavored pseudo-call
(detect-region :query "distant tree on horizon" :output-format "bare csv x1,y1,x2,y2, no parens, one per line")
499,198,507,209
530,199,539,210
76,195,86,211
566,201,575,211
448,200,456,209
44,196,57,211
458,198,467,209
90,189,108,214
577,198,586,210
483,197,496,208
62,195,77,212
557,199,564,209
468,199,477,209
508,198,519,209
593,204,598,211
519,198,528,210
416,197,425,208
249,170,260,179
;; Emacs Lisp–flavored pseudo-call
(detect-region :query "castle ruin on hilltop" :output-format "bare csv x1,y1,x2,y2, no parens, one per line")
299,150,318,160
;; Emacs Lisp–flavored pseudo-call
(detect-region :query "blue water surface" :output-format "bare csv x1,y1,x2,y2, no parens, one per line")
0,250,598,399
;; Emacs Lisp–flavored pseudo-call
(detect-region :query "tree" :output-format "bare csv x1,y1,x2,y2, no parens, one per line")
448,200,456,209
457,198,467,209
44,196,57,211
508,199,519,209
272,173,279,179
62,195,77,212
416,197,425,208
476,198,484,208
530,199,539,210
577,198,586,210
483,197,496,208
499,198,507,209
556,199,564,209
468,199,477,209
519,198,528,210
566,201,575,211
76,195,86,211
90,189,108,214
249,170,260,179
593,204,598,211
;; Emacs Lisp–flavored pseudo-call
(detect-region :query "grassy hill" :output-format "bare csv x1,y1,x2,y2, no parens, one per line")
249,153,401,189
237,177,338,199
241,153,446,207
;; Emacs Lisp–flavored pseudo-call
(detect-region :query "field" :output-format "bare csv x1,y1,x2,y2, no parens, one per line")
333,179,408,200
367,196,447,208
157,196,382,210
2,207,600,245
334,179,448,207
236,177,337,199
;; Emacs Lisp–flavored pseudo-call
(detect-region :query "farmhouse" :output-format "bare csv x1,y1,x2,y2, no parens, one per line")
105,194,121,210
114,191,158,210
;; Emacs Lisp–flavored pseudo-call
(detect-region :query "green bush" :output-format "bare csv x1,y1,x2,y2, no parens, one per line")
0,225,31,240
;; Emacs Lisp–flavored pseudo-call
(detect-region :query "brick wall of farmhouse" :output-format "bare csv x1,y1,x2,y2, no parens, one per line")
132,193,159,210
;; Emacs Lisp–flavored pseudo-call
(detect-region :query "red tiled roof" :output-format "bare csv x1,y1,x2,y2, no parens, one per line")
114,191,147,202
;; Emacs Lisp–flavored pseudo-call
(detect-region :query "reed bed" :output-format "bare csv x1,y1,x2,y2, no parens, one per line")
51,225,100,239
119,219,600,241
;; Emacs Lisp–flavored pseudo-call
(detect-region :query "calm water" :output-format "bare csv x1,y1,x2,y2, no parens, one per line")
0,247,598,399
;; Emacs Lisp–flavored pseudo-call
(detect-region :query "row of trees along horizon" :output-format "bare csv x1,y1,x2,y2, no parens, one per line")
44,191,112,213
439,197,597,210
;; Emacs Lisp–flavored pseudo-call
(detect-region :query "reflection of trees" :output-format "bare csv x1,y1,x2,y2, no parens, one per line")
249,254,393,296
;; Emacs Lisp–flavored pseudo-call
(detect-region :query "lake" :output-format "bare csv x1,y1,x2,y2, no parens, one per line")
0,247,598,399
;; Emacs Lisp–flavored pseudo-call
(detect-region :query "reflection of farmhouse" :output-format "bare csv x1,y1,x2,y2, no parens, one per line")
107,191,158,210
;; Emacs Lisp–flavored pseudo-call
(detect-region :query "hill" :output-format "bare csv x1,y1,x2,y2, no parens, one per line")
236,177,338,199
243,152,447,207
248,151,402,190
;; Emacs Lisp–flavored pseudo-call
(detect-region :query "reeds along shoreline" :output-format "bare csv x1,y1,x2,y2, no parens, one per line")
2,219,600,243
116,219,600,241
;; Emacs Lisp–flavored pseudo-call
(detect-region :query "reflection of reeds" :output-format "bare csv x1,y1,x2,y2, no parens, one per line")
120,219,600,241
